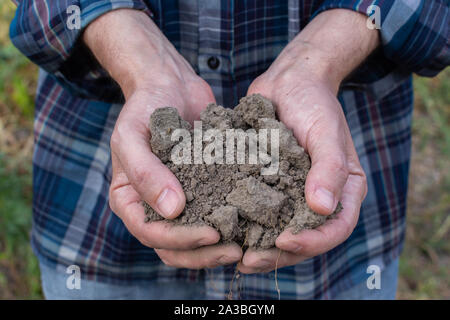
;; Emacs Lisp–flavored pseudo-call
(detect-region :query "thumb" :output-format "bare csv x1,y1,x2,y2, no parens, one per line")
304,114,349,215
111,116,186,220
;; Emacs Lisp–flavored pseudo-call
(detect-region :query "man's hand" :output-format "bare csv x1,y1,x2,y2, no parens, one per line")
83,9,242,269
239,9,378,273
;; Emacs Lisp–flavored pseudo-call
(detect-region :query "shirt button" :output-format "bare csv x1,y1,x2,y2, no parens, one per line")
207,56,220,70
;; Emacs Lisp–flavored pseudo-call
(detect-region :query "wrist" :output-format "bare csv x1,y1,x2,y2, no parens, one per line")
273,42,345,93
298,9,379,85
83,9,195,100
268,9,379,95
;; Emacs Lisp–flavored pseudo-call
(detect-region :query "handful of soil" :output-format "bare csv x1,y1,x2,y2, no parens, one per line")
143,94,341,249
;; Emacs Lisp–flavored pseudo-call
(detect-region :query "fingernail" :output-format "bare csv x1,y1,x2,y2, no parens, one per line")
157,188,180,218
314,187,336,212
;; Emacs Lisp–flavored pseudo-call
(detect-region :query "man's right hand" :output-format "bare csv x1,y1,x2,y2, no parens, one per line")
83,9,242,269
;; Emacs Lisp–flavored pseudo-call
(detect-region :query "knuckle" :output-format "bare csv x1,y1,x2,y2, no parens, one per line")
110,131,120,150
360,172,368,199
138,238,150,248
189,77,214,99
342,218,355,241
110,122,128,149
136,233,153,248
164,260,176,268
156,251,173,266
196,77,211,91
131,166,156,200
108,185,124,218
160,256,175,267
108,191,117,213
339,210,357,240
352,163,368,201
277,71,297,90
135,227,156,248
330,156,349,178
348,158,368,200
248,76,266,94
341,219,353,239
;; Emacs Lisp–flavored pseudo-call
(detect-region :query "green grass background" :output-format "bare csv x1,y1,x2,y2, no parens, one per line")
0,1,448,299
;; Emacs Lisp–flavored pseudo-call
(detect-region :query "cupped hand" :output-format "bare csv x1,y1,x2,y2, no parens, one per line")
109,82,241,269
85,9,243,269
238,52,368,274
237,7,379,274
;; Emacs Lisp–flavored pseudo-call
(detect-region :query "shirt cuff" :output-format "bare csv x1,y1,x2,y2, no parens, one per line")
10,0,154,102
313,0,449,83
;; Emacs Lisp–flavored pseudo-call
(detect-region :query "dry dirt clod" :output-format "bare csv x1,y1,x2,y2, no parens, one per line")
226,177,287,228
204,206,239,241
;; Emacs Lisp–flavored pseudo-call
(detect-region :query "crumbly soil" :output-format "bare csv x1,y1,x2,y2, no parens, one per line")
143,94,341,249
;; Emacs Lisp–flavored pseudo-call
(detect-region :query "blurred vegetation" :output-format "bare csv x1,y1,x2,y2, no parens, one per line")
0,1,40,299
0,1,448,299
398,69,450,299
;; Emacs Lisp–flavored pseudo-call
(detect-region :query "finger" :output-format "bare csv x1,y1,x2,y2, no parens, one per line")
110,153,220,249
303,106,350,215
344,135,368,200
117,199,220,250
111,111,185,219
246,76,267,97
276,173,366,256
238,248,307,274
156,243,243,269
183,78,217,122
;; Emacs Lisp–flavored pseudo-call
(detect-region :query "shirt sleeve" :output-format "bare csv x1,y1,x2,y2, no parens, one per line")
9,0,154,102
313,0,449,82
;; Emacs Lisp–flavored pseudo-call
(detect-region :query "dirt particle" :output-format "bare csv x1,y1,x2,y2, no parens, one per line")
226,177,287,228
205,206,239,241
185,191,194,202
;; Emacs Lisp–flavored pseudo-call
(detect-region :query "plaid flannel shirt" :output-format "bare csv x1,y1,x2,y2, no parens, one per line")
10,0,449,299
